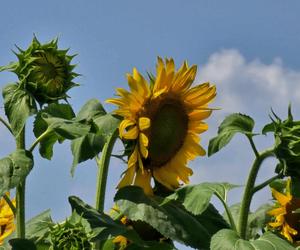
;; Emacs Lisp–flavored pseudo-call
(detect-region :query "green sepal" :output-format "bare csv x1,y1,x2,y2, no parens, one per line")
208,113,255,156
210,229,294,250
3,83,37,136
114,186,229,250
0,149,33,197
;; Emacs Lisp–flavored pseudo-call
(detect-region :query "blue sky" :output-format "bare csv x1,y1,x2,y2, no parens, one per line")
1,1,300,249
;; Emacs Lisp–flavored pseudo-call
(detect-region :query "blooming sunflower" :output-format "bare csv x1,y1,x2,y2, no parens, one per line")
0,193,16,245
107,58,216,195
268,178,300,242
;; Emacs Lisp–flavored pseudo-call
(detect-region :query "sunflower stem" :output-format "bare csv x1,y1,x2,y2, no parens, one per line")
95,129,118,211
215,193,237,232
15,127,26,239
0,116,13,135
237,147,274,239
252,173,282,195
29,128,52,153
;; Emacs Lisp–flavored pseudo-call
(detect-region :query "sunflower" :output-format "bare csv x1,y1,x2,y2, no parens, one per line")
268,178,300,242
107,58,216,195
0,193,16,245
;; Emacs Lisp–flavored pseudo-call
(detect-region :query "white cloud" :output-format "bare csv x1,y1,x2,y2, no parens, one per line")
191,50,300,210
196,49,300,116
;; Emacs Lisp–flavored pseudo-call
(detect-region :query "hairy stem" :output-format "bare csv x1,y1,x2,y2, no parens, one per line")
215,193,237,232
29,128,52,153
95,130,118,211
0,116,13,135
16,128,26,238
252,173,282,194
237,147,274,239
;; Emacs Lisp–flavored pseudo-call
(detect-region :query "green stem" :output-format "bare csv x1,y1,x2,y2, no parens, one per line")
0,116,13,135
215,193,237,232
15,128,26,239
247,135,259,157
3,193,16,216
237,147,274,239
252,173,282,194
29,128,52,153
95,130,118,212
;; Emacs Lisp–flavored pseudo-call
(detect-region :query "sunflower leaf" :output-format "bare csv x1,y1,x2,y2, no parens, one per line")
68,196,145,246
0,150,33,197
3,83,37,137
208,113,255,156
163,182,239,215
210,229,294,250
114,186,229,250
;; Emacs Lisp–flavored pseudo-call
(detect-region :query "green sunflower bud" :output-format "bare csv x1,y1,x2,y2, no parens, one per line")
265,106,300,178
1,36,79,104
49,212,92,250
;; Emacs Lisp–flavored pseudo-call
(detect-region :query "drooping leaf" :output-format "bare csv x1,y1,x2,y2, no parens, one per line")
33,103,90,159
210,229,294,250
68,196,143,246
26,209,54,244
93,113,120,139
70,133,105,176
75,98,106,121
3,83,37,136
70,99,120,174
164,182,239,215
208,113,255,156
115,186,229,249
0,150,33,196
126,241,177,250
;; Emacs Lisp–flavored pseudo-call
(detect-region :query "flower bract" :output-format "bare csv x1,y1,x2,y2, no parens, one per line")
107,58,216,195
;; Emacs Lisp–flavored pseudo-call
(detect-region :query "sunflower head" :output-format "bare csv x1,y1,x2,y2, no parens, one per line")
268,178,300,243
0,193,16,245
266,106,300,178
107,58,216,195
49,212,92,250
4,36,79,105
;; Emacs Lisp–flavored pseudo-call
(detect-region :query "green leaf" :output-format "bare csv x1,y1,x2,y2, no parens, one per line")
208,113,255,156
126,241,177,250
70,133,105,176
0,150,33,196
262,122,275,135
3,83,37,136
9,238,37,250
164,182,239,215
115,186,229,249
93,113,120,139
75,99,106,121
26,209,54,243
33,103,90,159
68,196,143,246
210,229,294,250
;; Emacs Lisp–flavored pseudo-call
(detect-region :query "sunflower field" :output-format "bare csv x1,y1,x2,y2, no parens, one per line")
0,36,299,250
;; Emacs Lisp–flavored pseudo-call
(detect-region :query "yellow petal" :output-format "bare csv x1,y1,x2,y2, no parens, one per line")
128,146,138,168
134,169,153,195
139,133,148,158
271,188,291,206
138,117,151,131
117,167,136,189
119,120,138,139
267,207,286,216
153,166,179,190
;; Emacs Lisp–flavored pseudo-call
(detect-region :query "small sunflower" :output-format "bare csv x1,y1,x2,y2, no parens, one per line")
1,36,78,104
107,58,216,195
0,193,16,245
268,178,300,242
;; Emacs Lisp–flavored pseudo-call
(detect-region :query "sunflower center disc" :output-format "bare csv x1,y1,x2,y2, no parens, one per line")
147,102,188,168
35,52,59,81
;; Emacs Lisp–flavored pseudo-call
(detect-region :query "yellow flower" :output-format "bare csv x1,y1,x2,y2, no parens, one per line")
0,193,16,245
107,58,216,195
268,178,300,242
